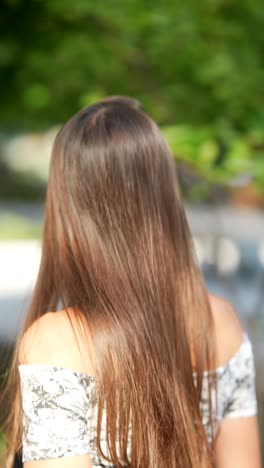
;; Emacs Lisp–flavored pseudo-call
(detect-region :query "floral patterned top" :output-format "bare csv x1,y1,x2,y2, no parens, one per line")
18,331,258,466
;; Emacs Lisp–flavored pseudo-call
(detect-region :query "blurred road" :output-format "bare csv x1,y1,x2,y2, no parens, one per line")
0,241,41,341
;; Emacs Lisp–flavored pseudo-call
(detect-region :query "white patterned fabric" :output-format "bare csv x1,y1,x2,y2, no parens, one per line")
18,331,258,466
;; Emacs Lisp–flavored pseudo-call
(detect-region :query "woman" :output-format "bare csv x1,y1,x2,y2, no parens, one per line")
2,96,261,467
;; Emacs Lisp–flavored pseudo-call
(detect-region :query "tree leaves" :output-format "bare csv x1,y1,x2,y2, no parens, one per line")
0,0,264,193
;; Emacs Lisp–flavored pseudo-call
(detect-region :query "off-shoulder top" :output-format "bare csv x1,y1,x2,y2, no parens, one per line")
18,331,258,466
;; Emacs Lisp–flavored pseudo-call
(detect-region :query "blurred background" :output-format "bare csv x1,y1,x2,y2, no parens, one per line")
0,0,263,463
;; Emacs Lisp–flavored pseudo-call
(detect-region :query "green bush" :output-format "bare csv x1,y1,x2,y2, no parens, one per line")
0,0,264,193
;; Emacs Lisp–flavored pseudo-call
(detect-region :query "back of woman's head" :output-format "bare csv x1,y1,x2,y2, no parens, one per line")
5,96,217,467
45,96,189,308
46,95,182,279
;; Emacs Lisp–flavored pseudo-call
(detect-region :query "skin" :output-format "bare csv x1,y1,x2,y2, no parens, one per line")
209,294,262,468
20,294,262,468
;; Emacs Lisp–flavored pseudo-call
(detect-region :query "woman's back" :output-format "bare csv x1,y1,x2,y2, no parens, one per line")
17,293,260,467
2,96,261,467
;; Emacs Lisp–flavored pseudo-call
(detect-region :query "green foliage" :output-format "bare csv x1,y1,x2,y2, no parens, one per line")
0,0,264,191
0,214,41,240
0,433,5,464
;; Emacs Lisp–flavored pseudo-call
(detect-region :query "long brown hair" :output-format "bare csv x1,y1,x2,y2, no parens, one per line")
2,96,217,467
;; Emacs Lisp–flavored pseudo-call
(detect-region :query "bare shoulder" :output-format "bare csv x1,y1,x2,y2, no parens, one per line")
18,309,96,375
208,293,245,368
